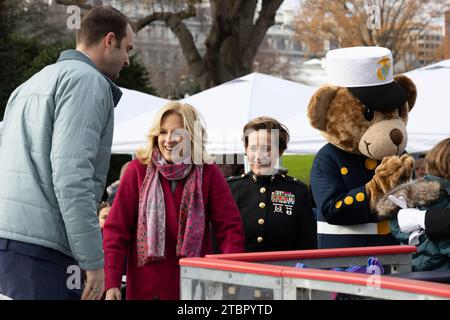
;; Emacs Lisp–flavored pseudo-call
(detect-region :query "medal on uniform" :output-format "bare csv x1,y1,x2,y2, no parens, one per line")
271,191,295,215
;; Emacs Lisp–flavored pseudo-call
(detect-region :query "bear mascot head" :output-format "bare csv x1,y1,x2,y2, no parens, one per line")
308,46,416,211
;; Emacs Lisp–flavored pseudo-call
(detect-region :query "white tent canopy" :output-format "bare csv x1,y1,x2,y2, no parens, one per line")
112,64,450,156
115,87,169,125
112,73,326,155
112,88,169,153
403,60,450,153
182,73,326,154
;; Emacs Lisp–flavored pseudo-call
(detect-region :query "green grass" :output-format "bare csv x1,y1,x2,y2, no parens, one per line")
281,154,315,185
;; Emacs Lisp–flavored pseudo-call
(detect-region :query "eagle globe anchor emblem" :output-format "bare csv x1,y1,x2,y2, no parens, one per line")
376,56,391,80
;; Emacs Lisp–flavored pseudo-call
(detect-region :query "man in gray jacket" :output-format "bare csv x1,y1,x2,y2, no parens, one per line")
0,6,134,300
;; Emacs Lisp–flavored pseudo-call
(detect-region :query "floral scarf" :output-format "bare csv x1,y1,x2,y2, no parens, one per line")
136,150,205,267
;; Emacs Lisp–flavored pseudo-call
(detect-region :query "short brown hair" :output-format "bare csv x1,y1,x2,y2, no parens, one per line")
76,6,130,48
242,117,290,154
425,138,450,180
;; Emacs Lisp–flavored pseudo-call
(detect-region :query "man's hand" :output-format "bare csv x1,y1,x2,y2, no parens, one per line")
81,268,105,300
398,208,426,233
105,288,122,300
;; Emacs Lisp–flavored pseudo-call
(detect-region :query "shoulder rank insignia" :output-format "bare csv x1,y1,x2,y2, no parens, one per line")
226,173,247,183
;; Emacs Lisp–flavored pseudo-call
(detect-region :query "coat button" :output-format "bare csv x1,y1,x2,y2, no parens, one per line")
258,218,265,225
257,236,264,243
260,187,266,193
259,202,266,208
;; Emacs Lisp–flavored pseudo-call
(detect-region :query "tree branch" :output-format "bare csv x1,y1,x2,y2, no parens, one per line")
164,14,205,81
55,0,92,10
133,2,197,31
246,0,283,64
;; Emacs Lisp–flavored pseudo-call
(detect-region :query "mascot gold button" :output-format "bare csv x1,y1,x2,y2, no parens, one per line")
257,236,264,243
335,200,343,209
260,187,266,193
340,167,349,175
356,192,365,202
344,196,354,205
365,159,378,170
259,202,266,208
258,218,265,225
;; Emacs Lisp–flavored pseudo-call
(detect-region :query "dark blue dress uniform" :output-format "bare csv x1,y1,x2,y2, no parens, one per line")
227,171,317,252
310,143,399,248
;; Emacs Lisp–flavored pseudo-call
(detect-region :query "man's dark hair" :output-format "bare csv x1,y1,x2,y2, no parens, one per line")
76,6,130,48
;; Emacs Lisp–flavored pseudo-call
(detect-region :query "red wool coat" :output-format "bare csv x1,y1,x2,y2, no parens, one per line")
103,159,245,300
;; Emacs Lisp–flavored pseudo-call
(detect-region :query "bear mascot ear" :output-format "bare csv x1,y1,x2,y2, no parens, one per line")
394,75,417,112
307,85,339,131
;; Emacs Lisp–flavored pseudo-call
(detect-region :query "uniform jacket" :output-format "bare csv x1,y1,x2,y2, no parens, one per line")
381,175,450,271
310,143,398,248
0,50,121,270
227,171,317,252
103,160,245,300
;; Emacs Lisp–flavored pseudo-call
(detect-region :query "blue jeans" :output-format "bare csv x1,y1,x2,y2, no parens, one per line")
0,238,82,300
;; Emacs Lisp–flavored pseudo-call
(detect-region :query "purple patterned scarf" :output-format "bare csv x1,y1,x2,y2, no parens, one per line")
137,149,205,267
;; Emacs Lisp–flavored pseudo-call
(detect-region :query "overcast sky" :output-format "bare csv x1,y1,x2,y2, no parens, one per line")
282,0,301,10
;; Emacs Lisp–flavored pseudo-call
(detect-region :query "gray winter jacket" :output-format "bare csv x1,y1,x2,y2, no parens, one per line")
0,50,122,270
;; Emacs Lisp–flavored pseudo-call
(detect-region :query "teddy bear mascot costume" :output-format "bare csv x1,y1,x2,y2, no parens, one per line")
308,46,417,249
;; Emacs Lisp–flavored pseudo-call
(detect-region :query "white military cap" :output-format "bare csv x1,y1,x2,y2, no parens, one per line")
326,46,407,111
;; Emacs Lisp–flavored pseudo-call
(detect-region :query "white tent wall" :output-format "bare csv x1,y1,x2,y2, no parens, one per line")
403,60,450,153
112,73,327,155
112,88,169,154
112,64,449,156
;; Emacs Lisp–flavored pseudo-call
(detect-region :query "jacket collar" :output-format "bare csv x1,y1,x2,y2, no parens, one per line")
57,49,123,107
248,171,278,186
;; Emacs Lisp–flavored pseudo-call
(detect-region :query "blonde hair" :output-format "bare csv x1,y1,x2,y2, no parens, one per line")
136,101,213,165
424,138,450,180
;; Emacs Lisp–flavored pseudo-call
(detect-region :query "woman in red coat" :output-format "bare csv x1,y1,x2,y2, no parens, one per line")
103,102,245,300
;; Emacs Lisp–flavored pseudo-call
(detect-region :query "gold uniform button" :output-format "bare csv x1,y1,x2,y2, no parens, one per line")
356,192,365,202
258,218,265,225
335,200,343,209
344,196,354,205
257,236,264,243
340,167,349,175
259,202,266,209
365,159,378,170
260,187,266,193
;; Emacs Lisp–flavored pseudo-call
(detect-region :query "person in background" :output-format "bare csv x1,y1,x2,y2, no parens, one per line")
0,6,134,300
102,101,245,300
97,161,131,231
227,117,317,252
414,153,427,179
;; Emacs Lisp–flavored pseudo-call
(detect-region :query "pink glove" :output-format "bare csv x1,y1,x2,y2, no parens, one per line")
397,208,426,233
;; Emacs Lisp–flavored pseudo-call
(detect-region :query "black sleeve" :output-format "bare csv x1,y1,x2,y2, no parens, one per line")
297,186,318,249
425,207,450,241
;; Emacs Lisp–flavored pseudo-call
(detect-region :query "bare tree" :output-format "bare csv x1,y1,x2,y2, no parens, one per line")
56,0,284,90
294,0,448,71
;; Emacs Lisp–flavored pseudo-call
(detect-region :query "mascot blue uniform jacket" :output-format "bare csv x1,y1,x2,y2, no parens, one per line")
311,143,398,248
307,47,417,249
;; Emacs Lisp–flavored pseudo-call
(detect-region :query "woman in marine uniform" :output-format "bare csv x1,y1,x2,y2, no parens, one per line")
227,117,317,252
